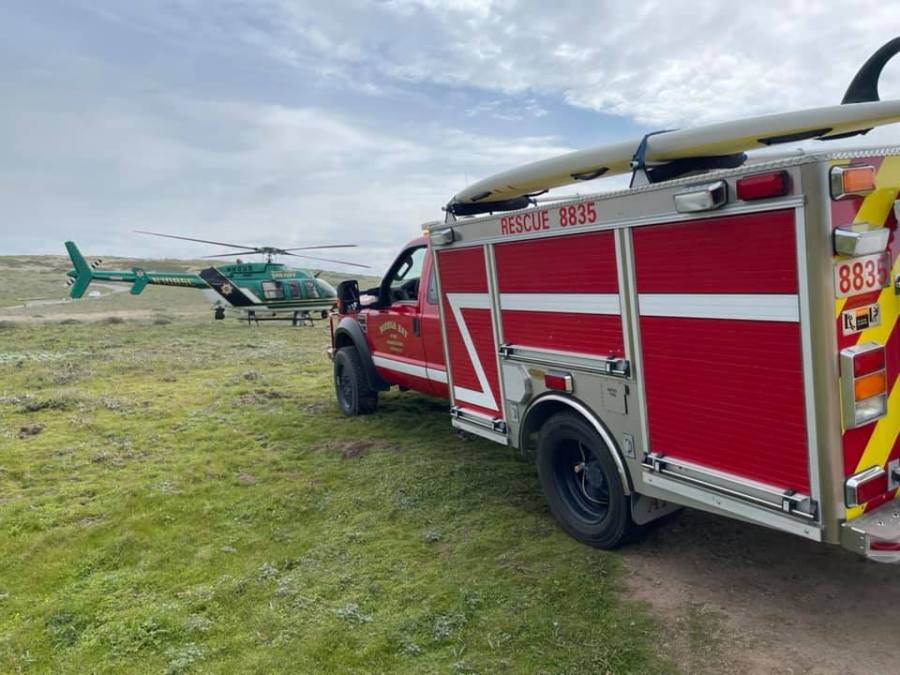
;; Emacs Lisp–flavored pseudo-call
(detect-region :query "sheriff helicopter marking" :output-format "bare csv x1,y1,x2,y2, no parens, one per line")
65,231,371,324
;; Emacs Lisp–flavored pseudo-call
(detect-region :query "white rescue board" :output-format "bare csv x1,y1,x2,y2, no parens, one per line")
451,100,900,205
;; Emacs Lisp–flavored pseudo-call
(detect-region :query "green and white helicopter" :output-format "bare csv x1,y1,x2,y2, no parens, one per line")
65,231,370,324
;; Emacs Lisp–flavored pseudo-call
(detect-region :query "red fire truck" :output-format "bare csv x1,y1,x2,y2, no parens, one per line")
329,145,900,561
326,38,900,561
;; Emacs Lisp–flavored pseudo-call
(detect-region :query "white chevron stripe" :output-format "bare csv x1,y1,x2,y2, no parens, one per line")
445,293,498,410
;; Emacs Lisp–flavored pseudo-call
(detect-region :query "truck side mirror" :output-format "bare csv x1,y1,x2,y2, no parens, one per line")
336,279,360,311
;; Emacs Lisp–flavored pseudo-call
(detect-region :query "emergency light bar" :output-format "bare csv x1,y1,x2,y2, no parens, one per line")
840,342,888,429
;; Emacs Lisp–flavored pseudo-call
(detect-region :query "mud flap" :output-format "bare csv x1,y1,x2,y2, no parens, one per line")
630,493,680,526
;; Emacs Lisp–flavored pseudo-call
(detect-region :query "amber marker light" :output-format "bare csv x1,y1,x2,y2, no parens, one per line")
831,165,876,200
855,371,887,401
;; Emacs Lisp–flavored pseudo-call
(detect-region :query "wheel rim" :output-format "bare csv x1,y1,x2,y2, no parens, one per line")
335,362,353,409
550,437,610,523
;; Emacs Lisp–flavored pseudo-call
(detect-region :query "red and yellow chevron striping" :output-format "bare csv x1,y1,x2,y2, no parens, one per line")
833,155,900,520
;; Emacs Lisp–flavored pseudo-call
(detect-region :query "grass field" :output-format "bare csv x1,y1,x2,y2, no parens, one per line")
0,312,672,673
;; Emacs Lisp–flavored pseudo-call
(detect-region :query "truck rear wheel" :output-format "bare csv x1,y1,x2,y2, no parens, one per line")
536,411,639,549
333,346,379,416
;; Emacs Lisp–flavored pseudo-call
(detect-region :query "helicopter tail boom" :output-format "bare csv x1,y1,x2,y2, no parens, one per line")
65,241,94,299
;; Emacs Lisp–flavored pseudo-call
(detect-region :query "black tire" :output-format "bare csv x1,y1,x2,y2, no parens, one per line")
536,411,639,549
333,346,378,416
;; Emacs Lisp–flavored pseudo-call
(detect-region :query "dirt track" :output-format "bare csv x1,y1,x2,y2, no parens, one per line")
623,509,900,674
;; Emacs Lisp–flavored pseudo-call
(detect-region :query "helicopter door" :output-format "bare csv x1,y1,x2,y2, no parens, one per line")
367,245,431,392
302,279,319,299
261,280,284,300
287,280,302,298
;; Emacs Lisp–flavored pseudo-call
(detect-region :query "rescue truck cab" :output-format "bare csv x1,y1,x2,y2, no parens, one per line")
330,146,900,562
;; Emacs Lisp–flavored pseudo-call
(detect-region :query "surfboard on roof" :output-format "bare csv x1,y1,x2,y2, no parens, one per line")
447,37,900,216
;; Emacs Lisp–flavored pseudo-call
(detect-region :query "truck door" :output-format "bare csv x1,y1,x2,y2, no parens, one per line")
436,245,505,431
420,252,449,397
366,244,438,393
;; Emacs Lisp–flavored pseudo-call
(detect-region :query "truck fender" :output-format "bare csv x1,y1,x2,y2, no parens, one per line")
519,393,632,495
333,317,390,392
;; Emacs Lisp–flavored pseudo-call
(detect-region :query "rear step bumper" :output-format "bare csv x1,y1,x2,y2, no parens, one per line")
841,498,900,562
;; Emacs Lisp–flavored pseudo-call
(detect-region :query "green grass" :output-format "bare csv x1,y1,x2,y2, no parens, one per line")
0,319,671,674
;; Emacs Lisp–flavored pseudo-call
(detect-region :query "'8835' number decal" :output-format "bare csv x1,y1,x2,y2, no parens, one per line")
834,252,891,298
558,202,597,227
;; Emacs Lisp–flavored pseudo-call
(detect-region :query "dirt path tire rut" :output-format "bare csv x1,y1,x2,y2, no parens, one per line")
622,509,900,674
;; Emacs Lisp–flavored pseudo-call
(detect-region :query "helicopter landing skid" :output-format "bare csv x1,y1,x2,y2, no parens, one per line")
292,311,315,328
237,309,326,327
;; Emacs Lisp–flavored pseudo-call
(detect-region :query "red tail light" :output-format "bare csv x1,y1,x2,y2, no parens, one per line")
544,371,573,393
853,346,886,377
866,536,900,563
736,171,790,201
869,539,900,552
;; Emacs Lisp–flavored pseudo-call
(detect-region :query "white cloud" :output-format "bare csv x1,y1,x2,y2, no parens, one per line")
0,79,573,271
4,0,900,272
231,0,900,126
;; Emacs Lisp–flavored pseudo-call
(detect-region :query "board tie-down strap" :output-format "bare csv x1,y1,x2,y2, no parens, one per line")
630,128,745,186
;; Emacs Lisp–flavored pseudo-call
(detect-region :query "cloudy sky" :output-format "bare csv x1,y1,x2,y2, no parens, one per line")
2,1,900,272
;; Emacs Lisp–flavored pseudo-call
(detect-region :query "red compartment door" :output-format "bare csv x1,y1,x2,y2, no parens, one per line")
494,231,624,357
633,209,810,494
437,246,503,418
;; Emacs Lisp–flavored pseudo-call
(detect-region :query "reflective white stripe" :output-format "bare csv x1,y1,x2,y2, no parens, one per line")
500,293,620,315
446,292,491,309
242,288,262,304
445,293,498,410
373,355,447,383
638,294,800,322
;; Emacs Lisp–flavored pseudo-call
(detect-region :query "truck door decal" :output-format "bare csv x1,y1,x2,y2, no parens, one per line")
445,293,498,410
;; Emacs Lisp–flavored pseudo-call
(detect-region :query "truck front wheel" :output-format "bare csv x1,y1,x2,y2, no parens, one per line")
536,411,639,549
333,346,379,416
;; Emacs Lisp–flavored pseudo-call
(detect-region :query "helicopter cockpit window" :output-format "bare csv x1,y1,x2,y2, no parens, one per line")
388,246,426,302
261,280,284,300
302,279,319,298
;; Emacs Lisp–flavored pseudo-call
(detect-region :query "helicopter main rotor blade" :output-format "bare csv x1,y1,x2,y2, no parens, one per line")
135,230,261,251
200,251,260,259
283,244,358,251
283,252,371,269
